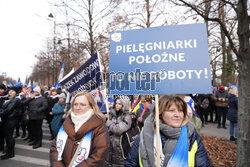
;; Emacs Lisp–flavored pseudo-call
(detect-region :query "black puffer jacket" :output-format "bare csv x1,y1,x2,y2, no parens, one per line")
23,96,48,120
0,98,21,120
0,91,8,108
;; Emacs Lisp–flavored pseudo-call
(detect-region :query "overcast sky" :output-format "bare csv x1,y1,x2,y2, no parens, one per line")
0,0,53,82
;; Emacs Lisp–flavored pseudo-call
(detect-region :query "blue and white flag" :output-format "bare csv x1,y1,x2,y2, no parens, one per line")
60,52,103,96
9,81,13,87
54,81,60,89
14,77,23,87
228,82,238,90
90,88,107,114
54,61,65,89
27,80,32,88
58,61,65,82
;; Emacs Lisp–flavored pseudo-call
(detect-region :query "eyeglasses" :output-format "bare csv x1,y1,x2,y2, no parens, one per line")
73,103,86,108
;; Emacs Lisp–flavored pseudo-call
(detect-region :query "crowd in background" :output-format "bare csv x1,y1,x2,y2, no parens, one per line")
0,82,238,166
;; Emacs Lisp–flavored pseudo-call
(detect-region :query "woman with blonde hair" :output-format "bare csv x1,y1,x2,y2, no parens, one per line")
50,91,110,167
125,95,211,167
227,88,238,143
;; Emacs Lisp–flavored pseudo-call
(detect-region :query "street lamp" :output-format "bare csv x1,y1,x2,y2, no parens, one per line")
48,13,57,84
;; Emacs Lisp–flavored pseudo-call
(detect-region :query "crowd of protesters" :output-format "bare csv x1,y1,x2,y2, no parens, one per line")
0,82,238,166
0,83,68,160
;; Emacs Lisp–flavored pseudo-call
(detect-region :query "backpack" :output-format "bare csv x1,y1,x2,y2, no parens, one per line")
120,120,140,159
200,97,209,109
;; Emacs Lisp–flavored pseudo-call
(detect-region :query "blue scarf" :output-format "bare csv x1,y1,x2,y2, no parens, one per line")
154,126,188,167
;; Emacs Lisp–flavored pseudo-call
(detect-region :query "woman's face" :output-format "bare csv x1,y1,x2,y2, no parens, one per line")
162,103,184,128
0,89,4,94
141,98,150,107
59,97,65,103
115,99,123,111
28,88,32,92
8,90,16,99
51,91,57,96
73,95,91,115
134,95,139,100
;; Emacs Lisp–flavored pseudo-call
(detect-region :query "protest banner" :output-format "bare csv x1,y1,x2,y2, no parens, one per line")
60,52,107,113
60,52,102,96
109,23,212,95
109,23,212,166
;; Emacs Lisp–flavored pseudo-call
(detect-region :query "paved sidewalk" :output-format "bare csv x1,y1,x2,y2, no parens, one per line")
200,120,230,140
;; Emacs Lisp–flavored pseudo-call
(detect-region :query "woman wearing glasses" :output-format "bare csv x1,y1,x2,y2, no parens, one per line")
125,95,212,167
50,91,110,167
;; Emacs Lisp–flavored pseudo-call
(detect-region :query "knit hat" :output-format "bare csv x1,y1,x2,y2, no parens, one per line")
219,85,225,92
59,93,66,99
0,83,6,90
33,86,41,94
9,86,19,93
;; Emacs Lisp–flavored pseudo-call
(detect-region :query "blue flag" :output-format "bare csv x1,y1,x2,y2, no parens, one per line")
14,77,23,87
228,82,238,90
58,61,65,82
60,52,103,96
9,81,13,86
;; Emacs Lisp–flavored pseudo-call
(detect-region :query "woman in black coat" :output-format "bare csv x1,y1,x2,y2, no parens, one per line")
227,88,238,142
0,86,21,160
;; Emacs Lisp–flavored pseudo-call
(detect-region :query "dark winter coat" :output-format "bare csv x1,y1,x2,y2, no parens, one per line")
50,114,110,167
23,96,48,120
0,91,8,108
214,90,228,107
106,109,132,166
48,96,59,111
227,94,238,123
125,128,211,167
46,96,59,121
0,97,21,120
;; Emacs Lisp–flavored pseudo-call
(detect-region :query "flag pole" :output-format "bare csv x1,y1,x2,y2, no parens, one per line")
96,51,110,120
155,94,160,167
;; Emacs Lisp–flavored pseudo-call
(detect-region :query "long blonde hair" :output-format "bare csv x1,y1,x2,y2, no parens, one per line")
70,91,106,121
229,88,238,96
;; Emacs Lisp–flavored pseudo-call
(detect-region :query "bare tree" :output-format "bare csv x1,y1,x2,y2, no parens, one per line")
170,0,249,166
108,0,171,31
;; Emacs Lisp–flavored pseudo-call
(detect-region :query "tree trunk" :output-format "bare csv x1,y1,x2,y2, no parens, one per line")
88,0,95,56
145,0,150,28
219,1,227,85
204,0,211,36
236,0,250,166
